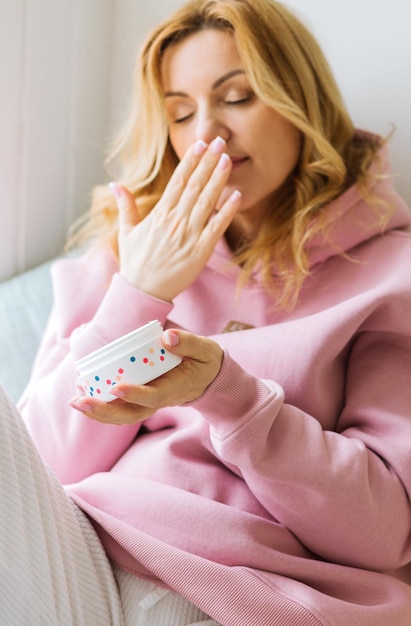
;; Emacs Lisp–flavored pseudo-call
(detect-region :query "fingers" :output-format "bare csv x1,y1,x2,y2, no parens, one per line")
69,395,154,425
158,139,208,209
109,183,140,238
198,187,242,251
109,137,237,243
162,328,222,364
182,151,233,228
159,137,231,219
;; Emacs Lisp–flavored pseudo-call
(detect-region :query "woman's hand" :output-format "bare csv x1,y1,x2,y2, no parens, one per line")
111,137,241,302
69,329,223,425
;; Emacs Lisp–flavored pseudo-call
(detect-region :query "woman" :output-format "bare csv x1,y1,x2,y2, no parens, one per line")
3,0,411,624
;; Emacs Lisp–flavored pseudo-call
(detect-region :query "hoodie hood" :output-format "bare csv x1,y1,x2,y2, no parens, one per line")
306,135,411,268
209,133,410,278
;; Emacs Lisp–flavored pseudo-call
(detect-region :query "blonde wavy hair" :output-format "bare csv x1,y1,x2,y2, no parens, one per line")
69,0,384,307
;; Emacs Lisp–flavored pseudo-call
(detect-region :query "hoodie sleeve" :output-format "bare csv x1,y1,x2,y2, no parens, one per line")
18,248,173,484
190,311,411,573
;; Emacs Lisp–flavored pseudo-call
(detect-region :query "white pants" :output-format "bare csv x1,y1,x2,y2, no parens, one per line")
0,385,220,626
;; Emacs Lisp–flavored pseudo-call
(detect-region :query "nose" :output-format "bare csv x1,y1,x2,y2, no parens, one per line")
194,106,230,144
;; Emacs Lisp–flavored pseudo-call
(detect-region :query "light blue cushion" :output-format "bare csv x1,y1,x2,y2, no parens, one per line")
0,261,53,402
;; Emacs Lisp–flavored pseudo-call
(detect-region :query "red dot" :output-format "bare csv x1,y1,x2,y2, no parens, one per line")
106,379,111,385
97,389,101,394
143,358,149,364
118,368,124,374
160,356,165,361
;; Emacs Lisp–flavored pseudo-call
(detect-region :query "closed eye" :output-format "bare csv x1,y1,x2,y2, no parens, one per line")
224,94,253,106
172,94,253,123
174,113,194,124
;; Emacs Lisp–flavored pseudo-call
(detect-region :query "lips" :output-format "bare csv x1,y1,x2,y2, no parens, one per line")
230,156,249,170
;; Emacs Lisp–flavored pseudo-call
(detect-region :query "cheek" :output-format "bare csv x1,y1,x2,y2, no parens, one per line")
286,124,301,161
168,128,191,161
273,120,300,167
254,107,300,161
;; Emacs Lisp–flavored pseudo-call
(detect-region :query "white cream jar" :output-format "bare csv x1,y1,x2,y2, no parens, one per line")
75,320,182,402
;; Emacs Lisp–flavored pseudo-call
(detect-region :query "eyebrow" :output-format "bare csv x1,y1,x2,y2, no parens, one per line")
164,69,246,98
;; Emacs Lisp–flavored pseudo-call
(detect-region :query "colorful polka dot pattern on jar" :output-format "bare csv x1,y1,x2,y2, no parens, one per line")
82,345,173,398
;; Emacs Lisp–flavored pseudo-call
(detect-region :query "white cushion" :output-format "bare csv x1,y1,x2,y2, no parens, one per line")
0,261,53,401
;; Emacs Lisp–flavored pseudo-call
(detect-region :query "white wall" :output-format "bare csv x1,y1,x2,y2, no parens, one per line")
1,0,410,282
288,0,411,204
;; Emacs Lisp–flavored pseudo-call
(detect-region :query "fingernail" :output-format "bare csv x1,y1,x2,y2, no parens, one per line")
109,182,122,199
110,387,127,398
218,153,231,171
229,189,242,203
211,136,226,154
163,330,180,347
69,399,93,412
193,140,208,156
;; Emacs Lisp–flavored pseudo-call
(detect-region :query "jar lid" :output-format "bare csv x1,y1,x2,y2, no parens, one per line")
75,320,162,374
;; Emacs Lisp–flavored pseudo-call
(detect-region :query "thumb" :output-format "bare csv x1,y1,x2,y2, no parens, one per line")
163,329,222,364
109,182,140,237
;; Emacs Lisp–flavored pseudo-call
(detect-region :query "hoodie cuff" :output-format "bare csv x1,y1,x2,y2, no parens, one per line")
189,351,282,438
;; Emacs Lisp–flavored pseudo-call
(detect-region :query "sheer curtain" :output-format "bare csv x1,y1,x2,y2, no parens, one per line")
0,0,113,281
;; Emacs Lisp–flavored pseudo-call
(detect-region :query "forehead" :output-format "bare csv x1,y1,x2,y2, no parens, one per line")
160,29,242,91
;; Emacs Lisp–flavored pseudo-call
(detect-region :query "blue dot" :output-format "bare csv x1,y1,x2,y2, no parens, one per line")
95,375,100,382
90,387,94,392
161,349,165,354
130,356,136,362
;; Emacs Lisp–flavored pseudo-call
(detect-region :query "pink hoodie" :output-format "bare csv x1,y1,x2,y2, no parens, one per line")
20,140,411,625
